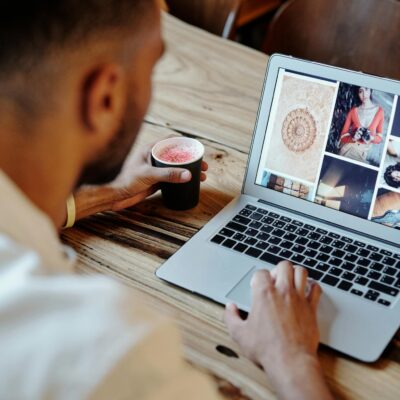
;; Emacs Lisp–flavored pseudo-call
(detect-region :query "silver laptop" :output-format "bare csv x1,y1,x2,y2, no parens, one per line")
156,54,400,362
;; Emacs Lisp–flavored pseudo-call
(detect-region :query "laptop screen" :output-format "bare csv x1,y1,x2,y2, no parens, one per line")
255,68,400,230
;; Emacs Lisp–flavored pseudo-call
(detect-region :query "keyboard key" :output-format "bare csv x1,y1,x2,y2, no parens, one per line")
367,271,381,281
344,244,357,253
396,260,400,269
322,274,339,287
356,248,370,258
330,257,342,267
304,258,317,268
268,236,281,245
245,247,262,258
316,263,329,272
268,212,279,218
316,228,328,235
380,249,392,256
329,267,342,277
355,276,368,286
292,254,305,263
354,266,368,276
292,244,306,254
296,237,309,246
273,220,286,228
272,228,285,237
268,245,281,254
306,268,323,280
338,280,352,291
239,208,252,217
365,290,379,301
358,258,371,267
368,281,399,297
382,256,396,266
220,228,234,237
233,243,248,253
255,241,269,250
342,271,356,281
341,262,354,271
320,245,333,254
332,240,345,249
304,248,317,258
341,236,353,243
250,212,264,221
281,240,293,249
351,289,363,296
316,253,330,262
261,225,274,233
370,253,383,262
328,232,340,239
367,245,379,252
222,239,236,248
354,241,366,248
249,221,262,229
233,215,251,225
383,266,396,276
395,279,400,289
371,262,384,272
244,237,257,246
261,216,274,224
256,208,268,215
320,236,333,245
297,228,309,236
260,252,284,265
378,299,391,306
308,232,321,241
308,241,321,250
304,224,315,230
256,232,270,241
226,222,246,233
245,228,258,237
331,249,345,259
211,234,225,244
292,220,303,226
280,249,293,259
286,224,298,232
280,216,292,223
233,233,246,241
245,204,256,210
345,254,357,262
381,275,395,285
283,233,296,241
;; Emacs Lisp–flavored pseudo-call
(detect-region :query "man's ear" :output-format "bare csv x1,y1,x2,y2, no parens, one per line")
81,64,127,149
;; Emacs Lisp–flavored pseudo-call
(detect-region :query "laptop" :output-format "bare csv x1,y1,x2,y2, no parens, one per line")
156,54,400,362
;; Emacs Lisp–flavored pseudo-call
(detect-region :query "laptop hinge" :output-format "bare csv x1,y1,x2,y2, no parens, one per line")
257,199,399,249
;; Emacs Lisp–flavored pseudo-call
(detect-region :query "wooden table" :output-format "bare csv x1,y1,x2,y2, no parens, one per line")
62,14,400,400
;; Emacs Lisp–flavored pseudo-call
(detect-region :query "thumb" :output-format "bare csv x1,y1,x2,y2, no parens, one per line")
149,166,192,184
224,303,244,342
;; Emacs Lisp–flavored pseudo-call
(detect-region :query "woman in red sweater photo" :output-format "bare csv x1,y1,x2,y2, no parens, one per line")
339,87,384,163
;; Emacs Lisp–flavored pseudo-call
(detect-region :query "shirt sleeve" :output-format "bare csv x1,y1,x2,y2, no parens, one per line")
340,108,355,143
0,237,223,400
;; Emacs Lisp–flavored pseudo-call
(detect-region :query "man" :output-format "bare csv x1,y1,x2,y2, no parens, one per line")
0,1,333,399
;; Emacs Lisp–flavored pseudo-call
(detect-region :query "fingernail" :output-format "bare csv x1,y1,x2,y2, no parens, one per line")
226,302,235,310
181,171,191,181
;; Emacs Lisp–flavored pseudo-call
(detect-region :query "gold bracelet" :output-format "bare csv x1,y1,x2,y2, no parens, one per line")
63,194,76,229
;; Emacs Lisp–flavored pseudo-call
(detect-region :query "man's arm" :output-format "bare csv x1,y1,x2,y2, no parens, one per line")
225,262,333,400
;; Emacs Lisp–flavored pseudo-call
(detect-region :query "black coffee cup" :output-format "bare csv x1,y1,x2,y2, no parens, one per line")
151,137,205,210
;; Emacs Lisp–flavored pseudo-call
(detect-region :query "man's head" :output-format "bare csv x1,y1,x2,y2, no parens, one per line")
0,0,163,188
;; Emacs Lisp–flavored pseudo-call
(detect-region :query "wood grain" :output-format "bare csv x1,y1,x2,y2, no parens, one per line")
62,14,400,400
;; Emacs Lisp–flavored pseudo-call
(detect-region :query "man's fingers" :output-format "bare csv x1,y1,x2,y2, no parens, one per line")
201,161,208,171
200,172,207,182
274,261,295,292
148,166,192,184
250,269,274,311
308,282,322,313
294,266,308,296
224,303,244,341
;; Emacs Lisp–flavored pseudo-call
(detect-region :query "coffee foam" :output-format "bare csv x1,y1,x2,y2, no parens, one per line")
152,137,204,165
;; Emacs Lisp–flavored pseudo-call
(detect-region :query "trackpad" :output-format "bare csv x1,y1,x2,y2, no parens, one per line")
225,267,257,311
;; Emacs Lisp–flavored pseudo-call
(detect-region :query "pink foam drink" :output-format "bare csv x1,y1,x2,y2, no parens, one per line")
157,144,198,164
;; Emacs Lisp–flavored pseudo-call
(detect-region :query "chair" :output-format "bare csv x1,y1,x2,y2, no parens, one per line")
263,0,400,80
166,0,242,39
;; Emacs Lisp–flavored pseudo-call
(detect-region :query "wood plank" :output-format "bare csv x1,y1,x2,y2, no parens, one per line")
147,14,267,153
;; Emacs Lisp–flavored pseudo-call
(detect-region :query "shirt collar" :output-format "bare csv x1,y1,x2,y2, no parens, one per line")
0,170,74,273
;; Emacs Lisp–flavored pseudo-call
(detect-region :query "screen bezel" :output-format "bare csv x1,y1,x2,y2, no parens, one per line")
243,54,400,246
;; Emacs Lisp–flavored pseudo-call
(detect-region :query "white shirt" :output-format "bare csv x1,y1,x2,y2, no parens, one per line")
0,170,221,400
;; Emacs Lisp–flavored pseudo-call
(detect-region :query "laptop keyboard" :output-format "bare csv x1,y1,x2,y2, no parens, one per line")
211,204,400,307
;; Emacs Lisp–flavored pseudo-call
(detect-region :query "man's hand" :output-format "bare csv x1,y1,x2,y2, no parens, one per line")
109,140,208,211
224,262,333,400
71,139,208,224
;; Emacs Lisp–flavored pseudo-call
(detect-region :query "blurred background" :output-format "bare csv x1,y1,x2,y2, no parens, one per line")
163,0,400,80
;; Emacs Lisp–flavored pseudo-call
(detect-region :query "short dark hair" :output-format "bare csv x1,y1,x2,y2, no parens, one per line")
0,0,154,74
